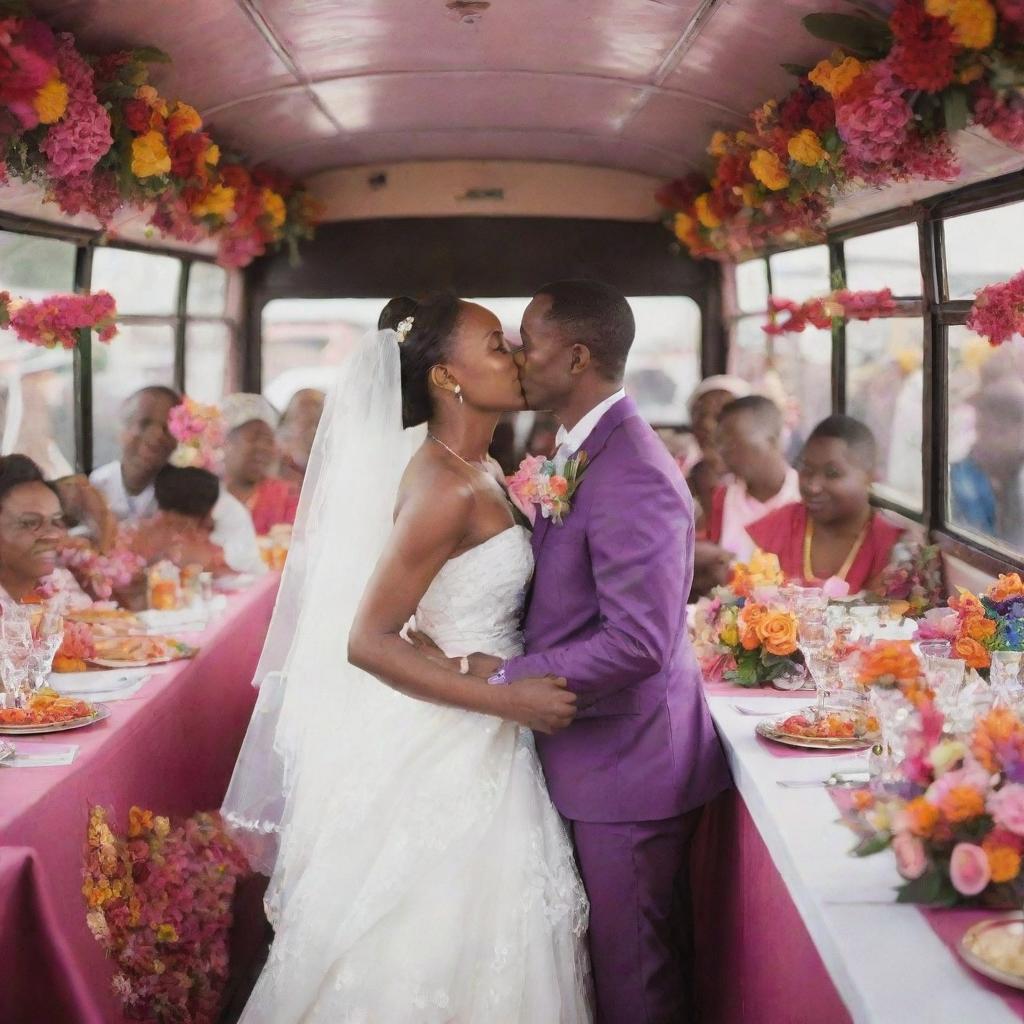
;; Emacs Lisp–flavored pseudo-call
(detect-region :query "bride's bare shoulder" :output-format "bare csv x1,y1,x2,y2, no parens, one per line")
394,445,475,529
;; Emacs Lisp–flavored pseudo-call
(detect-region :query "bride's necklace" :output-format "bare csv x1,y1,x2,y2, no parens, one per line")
428,433,488,473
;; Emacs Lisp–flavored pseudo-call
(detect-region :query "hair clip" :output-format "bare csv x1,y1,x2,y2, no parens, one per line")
395,316,415,343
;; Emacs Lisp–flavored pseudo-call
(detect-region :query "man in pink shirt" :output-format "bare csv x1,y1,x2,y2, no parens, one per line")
707,395,800,562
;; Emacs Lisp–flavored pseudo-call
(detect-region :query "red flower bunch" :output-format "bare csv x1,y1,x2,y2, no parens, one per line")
966,269,1024,345
6,291,117,349
762,288,895,335
889,1,958,93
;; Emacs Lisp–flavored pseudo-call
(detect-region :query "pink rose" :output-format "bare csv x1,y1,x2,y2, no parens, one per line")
915,608,958,641
988,784,1024,837
892,831,928,880
950,842,991,896
508,488,536,526
822,576,851,600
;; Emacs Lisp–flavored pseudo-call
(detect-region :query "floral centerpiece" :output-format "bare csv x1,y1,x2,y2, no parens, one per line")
692,552,802,687
871,542,946,617
915,573,1024,672
839,702,1024,907
84,805,250,1023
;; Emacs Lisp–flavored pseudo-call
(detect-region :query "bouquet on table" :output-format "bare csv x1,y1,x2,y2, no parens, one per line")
692,552,802,687
915,573,1024,675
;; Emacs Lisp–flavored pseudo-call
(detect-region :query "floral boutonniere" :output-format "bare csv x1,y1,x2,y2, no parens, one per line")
507,451,589,526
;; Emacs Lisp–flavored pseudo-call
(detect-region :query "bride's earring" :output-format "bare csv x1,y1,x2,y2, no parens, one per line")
454,385,463,405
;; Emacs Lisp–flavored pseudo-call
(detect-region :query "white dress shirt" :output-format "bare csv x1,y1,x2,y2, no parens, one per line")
553,389,627,470
90,461,266,575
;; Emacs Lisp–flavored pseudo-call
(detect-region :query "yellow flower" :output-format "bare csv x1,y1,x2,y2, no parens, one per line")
128,806,154,838
261,188,287,229
719,623,739,647
787,129,826,167
131,130,171,178
958,62,985,83
749,149,790,191
155,923,179,944
136,84,168,117
153,815,171,839
808,55,864,97
167,101,202,141
928,0,996,47
738,183,760,208
673,212,699,248
205,142,220,166
33,77,68,124
925,0,954,12
735,130,754,146
708,130,731,158
694,193,721,229
191,183,236,219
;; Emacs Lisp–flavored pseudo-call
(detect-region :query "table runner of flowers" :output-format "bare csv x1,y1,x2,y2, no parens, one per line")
83,805,250,1023
657,1,1024,260
1,12,320,268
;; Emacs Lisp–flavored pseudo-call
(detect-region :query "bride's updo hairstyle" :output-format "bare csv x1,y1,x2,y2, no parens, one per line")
379,294,463,429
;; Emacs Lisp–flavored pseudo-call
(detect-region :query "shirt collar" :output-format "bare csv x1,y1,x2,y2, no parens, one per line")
555,389,627,457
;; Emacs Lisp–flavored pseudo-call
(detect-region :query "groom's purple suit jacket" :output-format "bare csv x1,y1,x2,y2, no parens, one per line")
505,397,729,823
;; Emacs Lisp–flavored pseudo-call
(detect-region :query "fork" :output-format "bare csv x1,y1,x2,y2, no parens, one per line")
731,703,782,716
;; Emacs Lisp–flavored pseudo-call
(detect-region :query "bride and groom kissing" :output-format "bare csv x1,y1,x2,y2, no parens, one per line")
224,279,730,1023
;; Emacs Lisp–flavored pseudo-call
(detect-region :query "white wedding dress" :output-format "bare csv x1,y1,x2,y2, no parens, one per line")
238,525,592,1023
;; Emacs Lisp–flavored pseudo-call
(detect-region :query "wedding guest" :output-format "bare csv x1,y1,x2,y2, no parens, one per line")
0,455,90,609
746,415,904,593
707,395,801,562
686,374,752,467
91,386,265,575
277,388,325,490
123,465,227,574
220,392,298,536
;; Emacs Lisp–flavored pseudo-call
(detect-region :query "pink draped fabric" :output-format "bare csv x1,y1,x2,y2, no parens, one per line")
746,502,904,593
0,574,279,1024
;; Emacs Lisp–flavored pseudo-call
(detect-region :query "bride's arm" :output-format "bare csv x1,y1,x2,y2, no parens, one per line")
347,474,576,734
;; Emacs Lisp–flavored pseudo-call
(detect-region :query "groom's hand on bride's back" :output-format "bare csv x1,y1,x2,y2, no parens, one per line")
506,675,576,734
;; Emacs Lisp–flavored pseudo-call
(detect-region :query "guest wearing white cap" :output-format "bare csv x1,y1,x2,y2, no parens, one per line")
91,386,265,576
219,393,298,536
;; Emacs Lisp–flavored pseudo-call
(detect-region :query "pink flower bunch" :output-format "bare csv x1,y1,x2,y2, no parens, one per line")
972,82,1024,148
835,61,913,165
8,291,118,349
149,194,207,245
38,33,111,180
168,397,226,473
966,269,1024,345
58,543,144,601
49,170,124,225
83,806,250,1024
0,16,58,129
215,230,267,270
763,289,896,336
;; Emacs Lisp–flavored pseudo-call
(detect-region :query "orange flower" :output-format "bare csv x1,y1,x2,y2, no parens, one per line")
951,590,985,618
127,806,154,838
972,707,1024,773
857,641,922,688
852,790,875,812
983,840,1022,884
953,634,990,670
904,796,940,838
988,573,1024,603
167,101,202,141
939,785,987,824
548,475,569,498
756,609,798,657
965,615,997,641
738,602,768,650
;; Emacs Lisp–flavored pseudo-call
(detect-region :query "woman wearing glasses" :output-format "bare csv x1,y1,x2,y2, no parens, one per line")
0,455,91,611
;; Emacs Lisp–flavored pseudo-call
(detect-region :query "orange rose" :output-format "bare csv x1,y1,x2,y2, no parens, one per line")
953,634,990,670
857,641,921,688
984,842,1022,884
738,603,768,650
756,609,798,657
965,615,997,641
548,475,569,498
988,573,1024,603
951,590,985,618
939,785,986,824
972,708,1024,772
903,796,940,838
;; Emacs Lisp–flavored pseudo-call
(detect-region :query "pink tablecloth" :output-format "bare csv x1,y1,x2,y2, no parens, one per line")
0,574,279,1024
691,786,853,1024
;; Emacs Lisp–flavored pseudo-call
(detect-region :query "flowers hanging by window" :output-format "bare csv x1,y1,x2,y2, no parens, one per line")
0,290,118,349
965,268,1024,344
761,288,896,335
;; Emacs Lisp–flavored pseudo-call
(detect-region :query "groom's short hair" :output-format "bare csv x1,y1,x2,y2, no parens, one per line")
535,280,635,380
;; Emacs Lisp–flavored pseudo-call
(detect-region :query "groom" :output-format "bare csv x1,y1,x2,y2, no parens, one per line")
471,280,729,1023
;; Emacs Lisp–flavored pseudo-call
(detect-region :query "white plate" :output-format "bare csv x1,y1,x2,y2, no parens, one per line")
0,703,111,735
52,669,148,696
959,915,1024,990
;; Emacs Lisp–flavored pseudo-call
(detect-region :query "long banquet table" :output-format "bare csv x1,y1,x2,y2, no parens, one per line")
0,573,279,1024
696,692,1021,1024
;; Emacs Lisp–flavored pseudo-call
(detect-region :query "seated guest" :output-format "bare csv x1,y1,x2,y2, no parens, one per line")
123,466,228,574
220,393,298,536
707,395,801,563
0,455,91,609
277,388,325,490
687,374,752,472
746,415,903,593
91,386,266,575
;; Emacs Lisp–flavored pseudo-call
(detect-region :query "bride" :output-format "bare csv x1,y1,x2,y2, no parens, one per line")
222,294,592,1022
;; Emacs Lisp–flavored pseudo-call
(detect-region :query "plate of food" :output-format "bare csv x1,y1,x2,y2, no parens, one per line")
0,691,110,734
756,708,880,750
88,635,197,669
959,914,1024,990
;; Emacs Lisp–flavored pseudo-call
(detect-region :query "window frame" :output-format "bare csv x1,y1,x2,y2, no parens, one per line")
0,209,238,474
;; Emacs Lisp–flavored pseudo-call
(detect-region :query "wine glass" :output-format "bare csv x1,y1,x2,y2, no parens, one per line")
917,638,953,664
28,607,63,694
868,685,914,791
925,656,968,723
990,650,1024,709
798,617,831,710
1,608,34,709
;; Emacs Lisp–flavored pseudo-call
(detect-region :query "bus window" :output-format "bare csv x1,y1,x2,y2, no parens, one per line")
91,324,177,469
943,200,1024,300
844,224,922,297
947,327,1024,556
185,323,234,405
846,317,924,511
187,262,229,317
91,248,181,315
769,246,830,302
735,259,768,314
0,232,77,477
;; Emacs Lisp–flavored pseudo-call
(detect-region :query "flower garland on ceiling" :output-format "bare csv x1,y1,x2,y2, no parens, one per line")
0,12,320,268
657,1,1024,261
